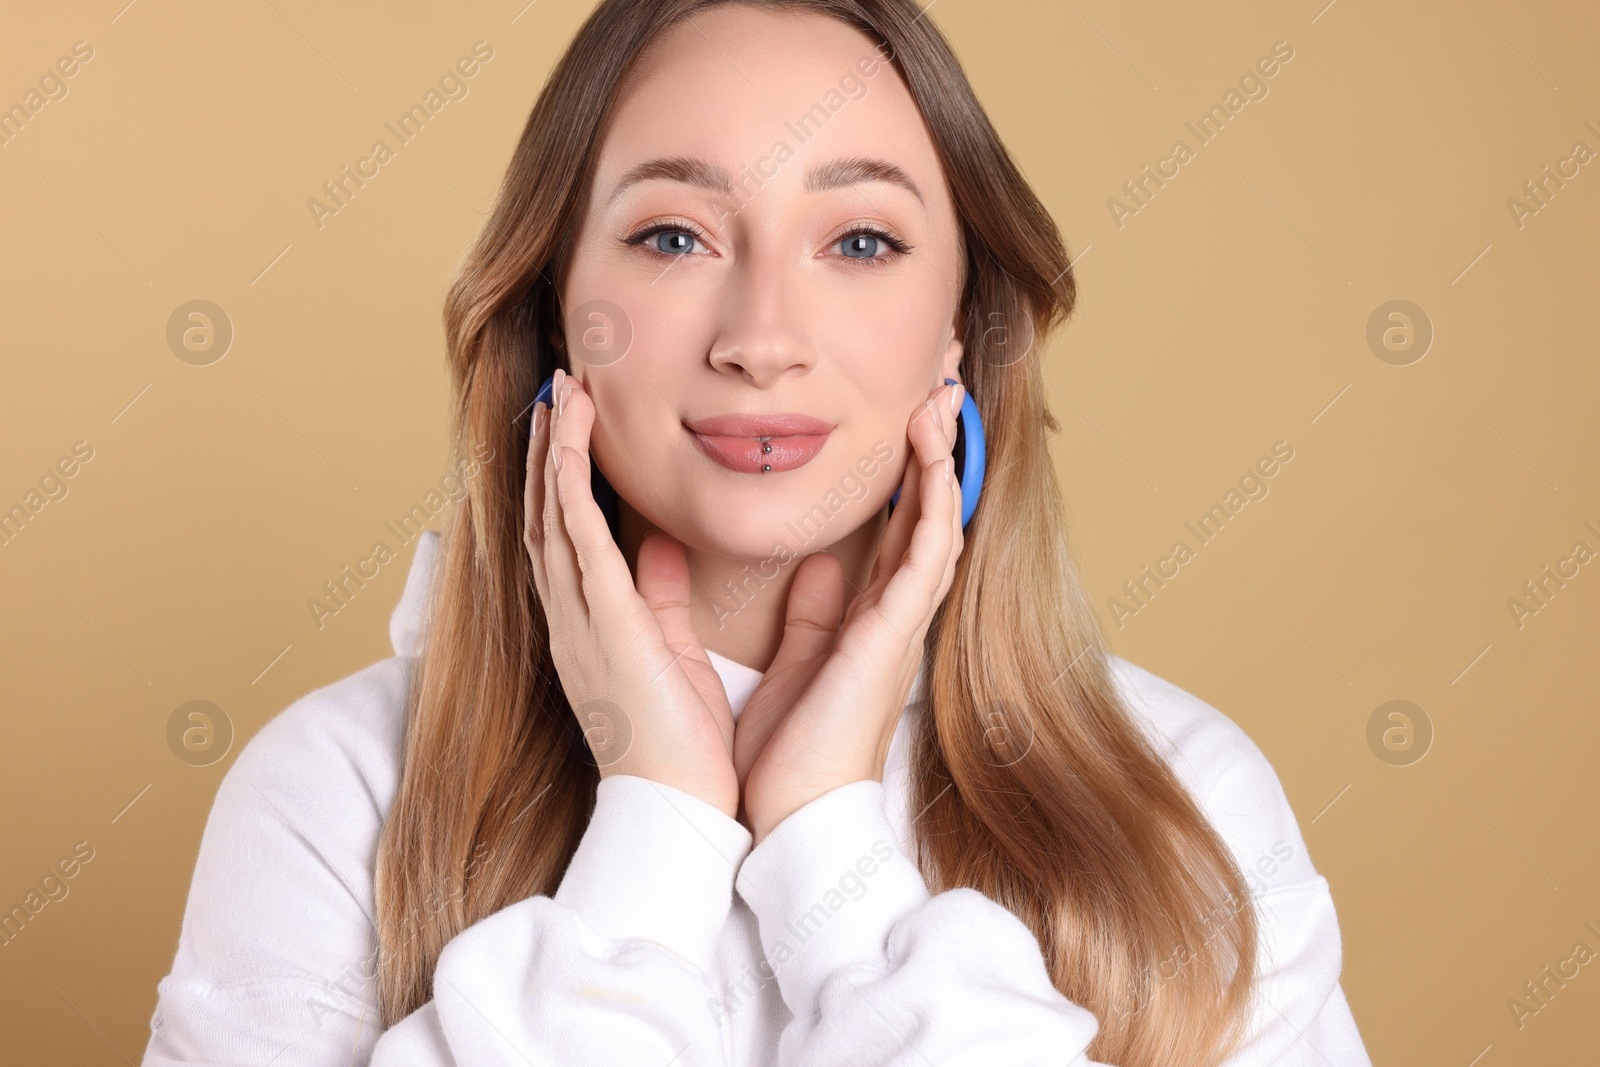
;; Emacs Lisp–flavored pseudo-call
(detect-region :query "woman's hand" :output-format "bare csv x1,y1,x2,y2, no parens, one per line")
525,367,740,819
736,380,965,846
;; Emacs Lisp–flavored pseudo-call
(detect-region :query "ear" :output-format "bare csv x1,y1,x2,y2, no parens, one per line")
941,296,968,385
940,332,965,387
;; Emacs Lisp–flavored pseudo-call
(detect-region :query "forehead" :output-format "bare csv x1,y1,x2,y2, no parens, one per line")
592,5,949,210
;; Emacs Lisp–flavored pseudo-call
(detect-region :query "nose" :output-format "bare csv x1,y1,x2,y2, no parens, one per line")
706,250,817,388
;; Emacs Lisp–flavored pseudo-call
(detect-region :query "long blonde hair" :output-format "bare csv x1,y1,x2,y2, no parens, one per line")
374,1,1259,1061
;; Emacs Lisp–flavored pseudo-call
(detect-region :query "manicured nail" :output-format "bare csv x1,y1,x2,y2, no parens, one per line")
948,383,964,415
532,402,545,437
553,443,563,472
943,456,954,485
557,377,571,416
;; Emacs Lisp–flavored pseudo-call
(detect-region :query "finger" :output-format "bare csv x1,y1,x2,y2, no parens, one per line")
942,383,965,590
636,530,699,654
870,399,928,587
636,531,731,733
735,552,843,775
769,551,845,673
874,388,948,585
543,367,588,627
878,386,961,624
550,374,643,631
524,399,551,604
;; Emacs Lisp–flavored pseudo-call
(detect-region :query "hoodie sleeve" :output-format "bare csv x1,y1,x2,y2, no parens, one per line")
141,692,753,1067
732,771,1374,1067
1193,739,1375,1066
732,780,1114,1067
365,774,752,1064
364,892,733,1065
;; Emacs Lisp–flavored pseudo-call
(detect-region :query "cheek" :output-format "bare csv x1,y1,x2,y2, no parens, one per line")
565,252,716,375
585,374,676,485
812,283,946,396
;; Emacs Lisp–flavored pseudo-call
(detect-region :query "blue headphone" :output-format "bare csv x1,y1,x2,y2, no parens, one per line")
533,374,986,530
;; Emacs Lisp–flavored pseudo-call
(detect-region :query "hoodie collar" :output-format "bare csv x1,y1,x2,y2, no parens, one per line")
389,529,440,659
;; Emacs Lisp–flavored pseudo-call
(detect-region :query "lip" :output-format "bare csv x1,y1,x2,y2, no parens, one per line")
683,412,835,437
683,412,835,474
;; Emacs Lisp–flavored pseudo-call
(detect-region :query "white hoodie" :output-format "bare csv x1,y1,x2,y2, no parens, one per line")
141,529,1373,1066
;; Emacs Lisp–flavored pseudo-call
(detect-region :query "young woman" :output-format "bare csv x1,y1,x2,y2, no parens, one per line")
144,1,1374,1064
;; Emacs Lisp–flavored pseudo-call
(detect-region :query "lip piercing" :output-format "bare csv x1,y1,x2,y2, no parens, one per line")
758,436,772,471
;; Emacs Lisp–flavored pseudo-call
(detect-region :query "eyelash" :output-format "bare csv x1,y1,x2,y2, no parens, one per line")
621,217,913,267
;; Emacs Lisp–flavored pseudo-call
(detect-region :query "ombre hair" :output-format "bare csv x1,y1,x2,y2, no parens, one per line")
375,2,1259,1062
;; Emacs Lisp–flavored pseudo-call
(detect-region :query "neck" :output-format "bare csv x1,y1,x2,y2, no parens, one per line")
615,499,887,674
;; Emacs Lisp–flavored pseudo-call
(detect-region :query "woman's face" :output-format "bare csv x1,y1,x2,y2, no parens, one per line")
560,4,965,560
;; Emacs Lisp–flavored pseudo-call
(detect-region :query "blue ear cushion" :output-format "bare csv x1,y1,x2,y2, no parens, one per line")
889,378,985,529
534,374,984,532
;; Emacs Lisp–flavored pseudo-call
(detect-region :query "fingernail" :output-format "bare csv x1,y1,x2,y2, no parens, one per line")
553,443,563,472
557,377,571,416
943,456,954,485
532,402,545,437
948,383,964,415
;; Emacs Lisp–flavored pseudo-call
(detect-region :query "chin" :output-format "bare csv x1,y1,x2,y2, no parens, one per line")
652,488,855,562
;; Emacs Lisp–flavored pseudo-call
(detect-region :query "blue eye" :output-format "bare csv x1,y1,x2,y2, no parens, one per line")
623,220,709,257
841,233,880,258
653,230,697,255
830,226,912,266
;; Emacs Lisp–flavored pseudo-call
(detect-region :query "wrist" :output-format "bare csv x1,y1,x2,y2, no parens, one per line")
746,772,870,847
601,764,738,821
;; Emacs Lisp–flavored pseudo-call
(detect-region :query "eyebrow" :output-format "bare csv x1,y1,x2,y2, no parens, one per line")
607,154,924,206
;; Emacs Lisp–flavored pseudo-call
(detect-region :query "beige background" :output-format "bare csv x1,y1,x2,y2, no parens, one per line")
3,0,1597,1061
